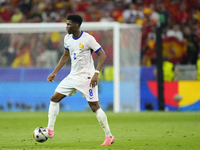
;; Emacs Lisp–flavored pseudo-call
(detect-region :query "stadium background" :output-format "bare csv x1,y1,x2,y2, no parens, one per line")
0,0,200,112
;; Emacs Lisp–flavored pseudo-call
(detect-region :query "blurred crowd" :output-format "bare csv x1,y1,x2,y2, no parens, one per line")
0,0,200,67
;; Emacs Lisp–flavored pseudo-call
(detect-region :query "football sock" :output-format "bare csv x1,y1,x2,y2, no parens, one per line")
47,101,59,131
95,108,112,137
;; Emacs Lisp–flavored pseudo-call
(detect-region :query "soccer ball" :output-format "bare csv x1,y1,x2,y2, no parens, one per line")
33,127,49,142
173,94,183,102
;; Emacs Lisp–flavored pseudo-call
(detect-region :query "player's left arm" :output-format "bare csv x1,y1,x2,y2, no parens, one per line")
95,49,106,72
90,49,106,87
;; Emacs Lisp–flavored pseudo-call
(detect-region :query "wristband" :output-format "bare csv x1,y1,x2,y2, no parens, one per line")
95,70,100,74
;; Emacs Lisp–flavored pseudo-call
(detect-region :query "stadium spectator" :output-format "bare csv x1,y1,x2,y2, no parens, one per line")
10,7,23,23
122,3,143,23
196,52,200,80
99,10,114,22
148,3,160,26
26,2,42,23
166,23,183,42
43,32,60,68
182,25,199,65
154,56,178,81
135,13,143,25
162,56,175,81
157,2,171,29
0,34,11,66
141,26,156,66
178,2,190,24
35,33,46,67
104,65,114,81
19,0,32,16
111,0,124,22
0,1,13,23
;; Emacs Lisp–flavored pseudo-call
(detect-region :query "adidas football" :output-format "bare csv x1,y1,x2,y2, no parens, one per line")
33,127,49,142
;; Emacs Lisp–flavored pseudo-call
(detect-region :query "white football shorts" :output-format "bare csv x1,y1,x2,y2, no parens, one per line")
55,74,99,102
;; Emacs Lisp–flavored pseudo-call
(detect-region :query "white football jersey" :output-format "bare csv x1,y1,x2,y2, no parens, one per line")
64,31,101,78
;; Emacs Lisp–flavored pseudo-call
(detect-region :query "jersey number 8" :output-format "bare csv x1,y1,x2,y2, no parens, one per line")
89,89,93,96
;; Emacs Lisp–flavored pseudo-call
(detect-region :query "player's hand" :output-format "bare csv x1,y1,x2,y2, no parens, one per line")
47,73,57,82
90,73,98,88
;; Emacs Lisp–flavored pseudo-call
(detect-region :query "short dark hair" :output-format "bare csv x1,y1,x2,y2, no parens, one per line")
67,14,83,26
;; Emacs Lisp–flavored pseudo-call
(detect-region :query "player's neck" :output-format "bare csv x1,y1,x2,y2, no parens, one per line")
73,30,82,39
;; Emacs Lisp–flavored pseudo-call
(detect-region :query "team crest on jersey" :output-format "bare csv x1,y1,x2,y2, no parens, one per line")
79,43,84,51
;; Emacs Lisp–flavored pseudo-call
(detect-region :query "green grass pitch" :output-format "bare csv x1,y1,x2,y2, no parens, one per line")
0,111,200,150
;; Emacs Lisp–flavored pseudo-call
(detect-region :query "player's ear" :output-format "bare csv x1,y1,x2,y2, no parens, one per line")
75,23,79,28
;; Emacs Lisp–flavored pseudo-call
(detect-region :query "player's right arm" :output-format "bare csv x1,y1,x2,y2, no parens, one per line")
47,49,70,82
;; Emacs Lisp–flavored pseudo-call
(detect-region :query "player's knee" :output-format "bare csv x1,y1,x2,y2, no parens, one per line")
50,94,59,102
50,95,56,102
90,106,96,112
89,104,100,112
50,92,65,102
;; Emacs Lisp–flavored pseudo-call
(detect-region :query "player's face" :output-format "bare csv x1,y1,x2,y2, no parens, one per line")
66,20,78,34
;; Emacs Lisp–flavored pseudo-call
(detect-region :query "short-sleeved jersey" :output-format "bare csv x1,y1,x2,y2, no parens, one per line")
64,31,101,78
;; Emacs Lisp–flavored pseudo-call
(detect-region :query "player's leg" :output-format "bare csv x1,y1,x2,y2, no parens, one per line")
77,77,114,146
88,101,115,146
47,75,77,138
47,92,66,138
